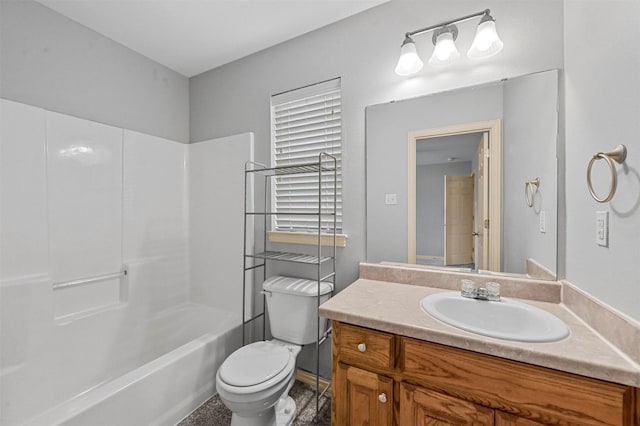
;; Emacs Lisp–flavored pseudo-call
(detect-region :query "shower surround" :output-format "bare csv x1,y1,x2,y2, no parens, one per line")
0,98,253,425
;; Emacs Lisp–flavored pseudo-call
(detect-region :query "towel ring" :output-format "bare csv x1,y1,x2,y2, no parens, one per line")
525,177,540,207
587,144,627,203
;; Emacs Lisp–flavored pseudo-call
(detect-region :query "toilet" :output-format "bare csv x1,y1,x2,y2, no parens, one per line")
216,276,333,426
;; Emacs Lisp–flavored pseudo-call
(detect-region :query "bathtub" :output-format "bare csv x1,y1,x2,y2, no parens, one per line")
3,301,241,426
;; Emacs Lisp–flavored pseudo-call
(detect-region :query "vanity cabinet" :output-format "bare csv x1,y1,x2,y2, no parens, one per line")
331,321,638,426
333,322,395,425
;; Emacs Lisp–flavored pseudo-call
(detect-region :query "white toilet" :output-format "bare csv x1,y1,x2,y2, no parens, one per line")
216,276,333,426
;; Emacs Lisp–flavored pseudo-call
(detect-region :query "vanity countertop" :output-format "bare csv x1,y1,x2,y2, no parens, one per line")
319,278,640,387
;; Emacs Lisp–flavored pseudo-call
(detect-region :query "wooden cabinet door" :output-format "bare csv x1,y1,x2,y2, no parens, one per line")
334,362,393,426
399,382,494,426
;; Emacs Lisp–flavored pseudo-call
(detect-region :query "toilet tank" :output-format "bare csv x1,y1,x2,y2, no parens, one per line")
262,276,333,345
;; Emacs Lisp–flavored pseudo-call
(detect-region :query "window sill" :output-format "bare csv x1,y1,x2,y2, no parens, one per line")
267,231,348,248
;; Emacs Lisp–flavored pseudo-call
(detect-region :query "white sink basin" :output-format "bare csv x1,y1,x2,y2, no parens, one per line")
420,292,570,343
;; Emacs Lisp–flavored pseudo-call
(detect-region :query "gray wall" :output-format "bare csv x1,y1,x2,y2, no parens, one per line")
366,84,504,263
417,162,472,257
190,0,563,291
0,0,189,143
503,71,559,273
564,1,640,320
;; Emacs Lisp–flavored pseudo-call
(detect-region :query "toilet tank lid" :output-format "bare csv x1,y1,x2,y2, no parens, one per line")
263,276,333,297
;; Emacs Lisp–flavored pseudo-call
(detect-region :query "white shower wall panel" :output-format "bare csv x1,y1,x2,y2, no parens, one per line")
46,111,124,318
189,133,254,311
123,130,188,260
0,99,48,280
123,130,190,314
1,99,51,391
46,111,124,283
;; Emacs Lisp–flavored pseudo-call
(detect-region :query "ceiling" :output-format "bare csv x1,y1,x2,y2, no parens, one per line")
416,133,483,166
35,0,389,77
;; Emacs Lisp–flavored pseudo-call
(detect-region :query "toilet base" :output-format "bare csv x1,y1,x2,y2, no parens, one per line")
229,395,296,426
275,396,296,426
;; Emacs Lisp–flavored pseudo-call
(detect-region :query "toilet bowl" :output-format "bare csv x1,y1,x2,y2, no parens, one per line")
216,276,333,426
216,340,301,426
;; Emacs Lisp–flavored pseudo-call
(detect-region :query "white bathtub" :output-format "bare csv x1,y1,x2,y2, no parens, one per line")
3,302,241,426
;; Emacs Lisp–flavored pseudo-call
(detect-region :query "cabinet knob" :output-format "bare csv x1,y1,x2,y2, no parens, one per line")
357,343,366,352
378,393,387,403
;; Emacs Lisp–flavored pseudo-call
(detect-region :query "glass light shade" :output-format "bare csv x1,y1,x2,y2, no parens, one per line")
467,20,504,59
395,41,424,76
428,32,460,66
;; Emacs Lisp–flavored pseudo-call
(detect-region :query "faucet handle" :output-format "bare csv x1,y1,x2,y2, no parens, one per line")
486,282,501,301
461,279,477,298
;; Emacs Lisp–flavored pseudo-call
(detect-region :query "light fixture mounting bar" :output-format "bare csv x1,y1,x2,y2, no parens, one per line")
406,9,490,38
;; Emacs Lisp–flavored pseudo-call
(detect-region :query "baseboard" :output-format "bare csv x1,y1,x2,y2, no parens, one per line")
295,369,331,396
416,255,444,261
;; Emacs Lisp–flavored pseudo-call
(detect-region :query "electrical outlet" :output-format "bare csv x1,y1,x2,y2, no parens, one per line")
596,211,609,247
539,210,546,233
385,193,397,205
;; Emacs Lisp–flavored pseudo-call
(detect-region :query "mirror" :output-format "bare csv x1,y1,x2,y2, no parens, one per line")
365,69,559,279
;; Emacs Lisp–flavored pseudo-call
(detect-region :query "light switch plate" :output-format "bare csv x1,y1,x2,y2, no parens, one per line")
596,211,609,247
385,193,397,205
539,210,546,233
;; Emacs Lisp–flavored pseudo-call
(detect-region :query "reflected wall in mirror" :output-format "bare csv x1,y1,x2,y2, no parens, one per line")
366,69,558,279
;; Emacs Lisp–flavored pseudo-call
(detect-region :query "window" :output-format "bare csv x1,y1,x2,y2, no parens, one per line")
270,78,342,233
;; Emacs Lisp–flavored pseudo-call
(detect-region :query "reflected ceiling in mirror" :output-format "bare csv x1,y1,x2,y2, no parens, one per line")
365,69,559,280
417,134,480,165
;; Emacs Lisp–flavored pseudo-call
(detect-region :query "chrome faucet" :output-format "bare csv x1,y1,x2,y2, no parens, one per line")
461,279,501,301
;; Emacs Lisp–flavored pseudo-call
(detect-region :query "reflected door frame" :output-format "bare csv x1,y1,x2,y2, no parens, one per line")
477,133,489,270
408,120,501,271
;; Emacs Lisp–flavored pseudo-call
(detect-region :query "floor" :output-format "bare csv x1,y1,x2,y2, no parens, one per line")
178,381,331,426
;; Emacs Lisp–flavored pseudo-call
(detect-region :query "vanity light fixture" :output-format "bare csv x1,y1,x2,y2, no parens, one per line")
429,25,460,66
395,35,424,76
394,9,504,76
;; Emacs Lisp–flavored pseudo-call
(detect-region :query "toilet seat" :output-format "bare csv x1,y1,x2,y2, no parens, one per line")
217,341,295,395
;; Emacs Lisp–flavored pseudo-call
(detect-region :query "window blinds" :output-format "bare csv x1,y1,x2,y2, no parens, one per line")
271,78,342,232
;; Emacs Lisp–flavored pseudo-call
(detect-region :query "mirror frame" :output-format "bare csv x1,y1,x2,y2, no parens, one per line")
408,120,502,270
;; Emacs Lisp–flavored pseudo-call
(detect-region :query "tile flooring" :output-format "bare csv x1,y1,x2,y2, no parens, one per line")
177,381,331,426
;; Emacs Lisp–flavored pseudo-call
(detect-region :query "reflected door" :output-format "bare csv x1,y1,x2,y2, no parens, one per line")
444,175,474,266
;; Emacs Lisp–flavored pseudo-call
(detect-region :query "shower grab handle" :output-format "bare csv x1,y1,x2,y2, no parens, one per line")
52,266,128,290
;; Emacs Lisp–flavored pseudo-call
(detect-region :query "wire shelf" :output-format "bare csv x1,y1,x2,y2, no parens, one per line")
245,160,337,177
246,251,333,265
245,211,336,216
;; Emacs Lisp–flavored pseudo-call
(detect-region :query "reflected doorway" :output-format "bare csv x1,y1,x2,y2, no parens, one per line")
408,120,501,271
